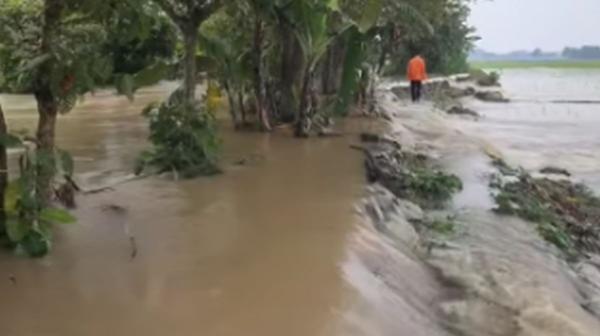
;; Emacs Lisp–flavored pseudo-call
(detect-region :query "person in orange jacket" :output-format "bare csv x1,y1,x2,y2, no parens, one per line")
407,52,428,102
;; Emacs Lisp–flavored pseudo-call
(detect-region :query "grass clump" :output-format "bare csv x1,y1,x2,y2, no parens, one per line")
404,169,463,208
490,162,600,257
428,217,457,235
469,68,500,86
362,135,463,209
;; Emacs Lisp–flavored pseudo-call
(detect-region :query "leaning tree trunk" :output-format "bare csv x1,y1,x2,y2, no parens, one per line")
252,17,271,131
0,104,8,231
295,67,313,138
238,91,247,126
279,22,304,123
223,81,240,128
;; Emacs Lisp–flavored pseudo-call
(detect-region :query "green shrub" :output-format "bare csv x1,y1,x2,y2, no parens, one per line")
136,88,221,178
1,145,76,257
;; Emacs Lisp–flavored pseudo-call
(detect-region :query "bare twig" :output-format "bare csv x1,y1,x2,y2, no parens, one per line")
82,173,149,195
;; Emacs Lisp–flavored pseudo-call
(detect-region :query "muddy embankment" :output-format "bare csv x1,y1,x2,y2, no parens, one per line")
350,73,600,336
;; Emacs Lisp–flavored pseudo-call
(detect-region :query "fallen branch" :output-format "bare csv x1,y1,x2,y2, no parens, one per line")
350,144,368,152
81,173,150,195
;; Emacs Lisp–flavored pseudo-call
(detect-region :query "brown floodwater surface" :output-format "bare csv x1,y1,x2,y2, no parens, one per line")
0,85,387,335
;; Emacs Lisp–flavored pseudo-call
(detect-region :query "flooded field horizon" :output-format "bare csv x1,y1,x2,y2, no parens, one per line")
459,68,600,192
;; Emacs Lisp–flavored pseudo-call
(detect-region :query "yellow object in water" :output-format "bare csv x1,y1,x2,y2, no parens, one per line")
206,81,223,113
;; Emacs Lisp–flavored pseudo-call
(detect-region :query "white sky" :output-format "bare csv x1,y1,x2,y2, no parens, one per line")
469,0,600,53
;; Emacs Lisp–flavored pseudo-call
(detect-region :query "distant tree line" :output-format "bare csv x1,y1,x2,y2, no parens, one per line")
562,46,600,60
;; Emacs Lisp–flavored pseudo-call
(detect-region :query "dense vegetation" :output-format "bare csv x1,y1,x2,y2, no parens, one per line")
0,0,474,256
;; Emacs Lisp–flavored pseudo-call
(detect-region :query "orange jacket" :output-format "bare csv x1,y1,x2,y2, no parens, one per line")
407,56,428,81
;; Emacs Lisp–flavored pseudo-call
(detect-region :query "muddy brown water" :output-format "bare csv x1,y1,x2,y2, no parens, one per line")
0,85,414,336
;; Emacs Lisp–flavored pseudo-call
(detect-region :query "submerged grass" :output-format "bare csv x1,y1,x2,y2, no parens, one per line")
428,217,457,235
490,160,600,257
362,133,463,209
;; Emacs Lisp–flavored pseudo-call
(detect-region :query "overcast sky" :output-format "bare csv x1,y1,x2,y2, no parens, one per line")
469,0,600,53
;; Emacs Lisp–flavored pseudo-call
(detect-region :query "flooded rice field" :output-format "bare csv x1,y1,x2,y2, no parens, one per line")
456,68,600,192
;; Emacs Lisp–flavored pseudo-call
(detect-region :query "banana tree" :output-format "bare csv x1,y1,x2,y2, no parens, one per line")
335,0,433,115
199,20,252,128
283,0,345,137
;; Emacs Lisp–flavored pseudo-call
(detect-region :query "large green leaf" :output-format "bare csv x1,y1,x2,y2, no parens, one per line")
21,231,50,258
357,0,383,33
4,180,21,213
5,218,27,242
0,133,23,147
327,0,339,11
116,74,135,101
39,208,76,225
133,61,170,88
335,27,365,115
17,53,52,72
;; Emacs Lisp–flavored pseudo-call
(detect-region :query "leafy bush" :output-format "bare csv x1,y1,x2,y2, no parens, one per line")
136,88,221,178
1,140,76,257
428,217,457,235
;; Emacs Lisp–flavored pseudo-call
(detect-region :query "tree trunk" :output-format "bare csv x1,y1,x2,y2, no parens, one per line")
223,82,240,128
182,25,199,105
279,22,304,123
35,89,58,205
252,17,271,131
321,38,346,95
295,68,313,138
0,104,8,231
377,45,390,75
32,0,63,206
238,91,247,125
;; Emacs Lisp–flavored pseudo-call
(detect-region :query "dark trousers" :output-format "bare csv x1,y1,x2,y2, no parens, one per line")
410,81,423,102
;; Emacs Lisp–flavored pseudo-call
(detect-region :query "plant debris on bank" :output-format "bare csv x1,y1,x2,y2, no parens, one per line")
490,159,600,257
359,133,463,209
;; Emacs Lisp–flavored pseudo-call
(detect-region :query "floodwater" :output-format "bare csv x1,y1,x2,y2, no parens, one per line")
0,85,389,335
458,68,600,192
378,68,600,336
2,68,600,336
